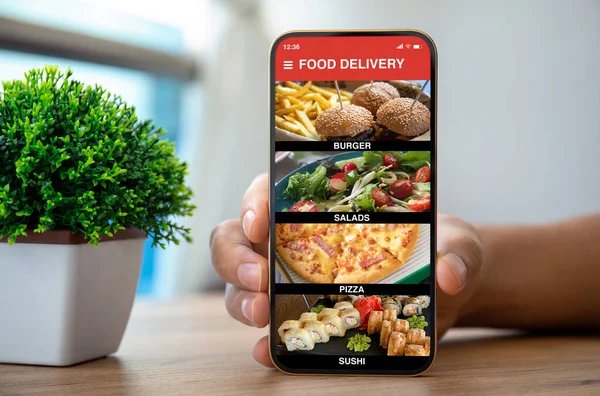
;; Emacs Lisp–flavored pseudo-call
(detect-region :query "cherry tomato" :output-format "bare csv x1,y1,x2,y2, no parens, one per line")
413,166,431,182
390,179,413,199
342,163,358,172
383,153,401,169
290,200,318,212
407,195,431,212
329,172,348,192
372,188,395,207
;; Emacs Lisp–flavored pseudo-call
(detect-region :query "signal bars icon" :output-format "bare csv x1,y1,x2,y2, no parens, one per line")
283,60,293,70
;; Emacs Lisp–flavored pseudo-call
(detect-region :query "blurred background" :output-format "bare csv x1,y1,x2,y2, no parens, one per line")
1,0,598,298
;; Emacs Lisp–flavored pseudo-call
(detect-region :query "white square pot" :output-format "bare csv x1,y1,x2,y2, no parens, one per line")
0,232,145,366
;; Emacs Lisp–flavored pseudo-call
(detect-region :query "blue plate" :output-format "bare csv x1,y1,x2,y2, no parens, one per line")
275,151,363,212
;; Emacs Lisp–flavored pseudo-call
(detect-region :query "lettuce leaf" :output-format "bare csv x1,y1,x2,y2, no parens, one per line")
334,157,365,169
363,152,383,166
355,184,377,211
344,169,361,187
283,165,330,201
399,151,430,170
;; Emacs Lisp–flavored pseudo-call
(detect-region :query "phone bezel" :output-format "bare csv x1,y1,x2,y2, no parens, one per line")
268,30,437,376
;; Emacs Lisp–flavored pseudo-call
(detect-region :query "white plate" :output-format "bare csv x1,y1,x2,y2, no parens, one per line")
274,151,292,163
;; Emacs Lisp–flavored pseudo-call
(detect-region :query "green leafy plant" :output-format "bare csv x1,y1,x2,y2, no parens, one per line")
0,66,195,247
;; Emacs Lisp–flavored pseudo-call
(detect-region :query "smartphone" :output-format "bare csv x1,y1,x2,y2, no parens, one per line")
269,30,436,376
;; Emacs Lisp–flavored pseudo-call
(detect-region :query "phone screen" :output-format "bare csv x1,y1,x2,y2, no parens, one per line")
269,31,436,375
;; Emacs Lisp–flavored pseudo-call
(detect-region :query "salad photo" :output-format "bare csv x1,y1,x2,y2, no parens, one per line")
275,151,431,213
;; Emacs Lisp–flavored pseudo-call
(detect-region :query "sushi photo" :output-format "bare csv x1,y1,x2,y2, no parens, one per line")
274,294,432,357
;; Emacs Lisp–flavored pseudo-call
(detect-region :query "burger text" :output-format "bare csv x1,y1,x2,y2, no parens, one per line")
298,58,405,70
333,142,371,150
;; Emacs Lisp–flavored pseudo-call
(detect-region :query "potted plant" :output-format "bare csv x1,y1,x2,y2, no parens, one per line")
0,66,195,366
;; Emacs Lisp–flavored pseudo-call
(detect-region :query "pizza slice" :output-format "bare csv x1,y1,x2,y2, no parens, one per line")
333,232,405,284
357,224,419,263
276,234,340,283
275,223,340,245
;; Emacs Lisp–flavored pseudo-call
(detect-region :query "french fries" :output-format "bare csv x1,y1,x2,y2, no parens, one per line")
274,81,352,140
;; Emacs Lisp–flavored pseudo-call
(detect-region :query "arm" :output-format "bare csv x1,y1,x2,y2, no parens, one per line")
458,214,600,330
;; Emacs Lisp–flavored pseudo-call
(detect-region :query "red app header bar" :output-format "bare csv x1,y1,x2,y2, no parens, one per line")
274,35,431,81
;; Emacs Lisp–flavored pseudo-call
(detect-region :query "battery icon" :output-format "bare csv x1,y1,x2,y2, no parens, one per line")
413,44,422,49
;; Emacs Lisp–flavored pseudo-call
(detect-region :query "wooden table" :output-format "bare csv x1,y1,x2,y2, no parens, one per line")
1,294,599,395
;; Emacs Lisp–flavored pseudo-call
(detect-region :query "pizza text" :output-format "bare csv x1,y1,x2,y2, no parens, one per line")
339,285,365,293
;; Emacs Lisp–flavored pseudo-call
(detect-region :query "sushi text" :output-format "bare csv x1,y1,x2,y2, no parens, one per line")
339,357,366,365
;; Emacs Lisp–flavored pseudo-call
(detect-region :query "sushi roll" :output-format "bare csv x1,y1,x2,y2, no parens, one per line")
317,308,339,321
283,328,315,351
383,307,397,321
406,328,426,345
302,320,330,343
423,336,431,355
403,297,421,306
404,344,427,356
380,320,393,349
333,301,354,311
382,302,401,318
328,295,348,303
387,332,407,356
299,312,317,326
392,319,409,334
320,314,347,337
392,295,406,307
416,295,431,309
395,295,410,305
338,308,361,329
382,297,396,306
278,320,300,340
402,303,422,317
367,311,383,334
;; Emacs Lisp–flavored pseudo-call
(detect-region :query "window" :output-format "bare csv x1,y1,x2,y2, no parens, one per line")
0,1,201,296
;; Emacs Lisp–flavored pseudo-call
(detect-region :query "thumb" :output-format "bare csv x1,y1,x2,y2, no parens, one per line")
436,216,484,295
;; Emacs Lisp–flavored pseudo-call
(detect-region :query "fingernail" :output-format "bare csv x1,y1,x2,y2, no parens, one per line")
442,253,468,290
238,262,262,291
242,210,256,238
241,296,256,325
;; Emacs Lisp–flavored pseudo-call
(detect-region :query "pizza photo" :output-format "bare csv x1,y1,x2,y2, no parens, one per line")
275,223,430,284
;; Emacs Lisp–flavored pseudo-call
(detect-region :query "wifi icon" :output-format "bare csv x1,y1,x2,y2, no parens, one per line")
405,44,412,49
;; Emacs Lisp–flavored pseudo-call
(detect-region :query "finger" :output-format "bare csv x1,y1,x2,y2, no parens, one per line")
224,283,270,327
240,173,270,244
436,219,484,295
211,219,268,292
253,336,275,367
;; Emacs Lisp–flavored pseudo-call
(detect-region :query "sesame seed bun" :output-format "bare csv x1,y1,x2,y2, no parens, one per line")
315,104,374,138
350,82,400,115
376,98,430,137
